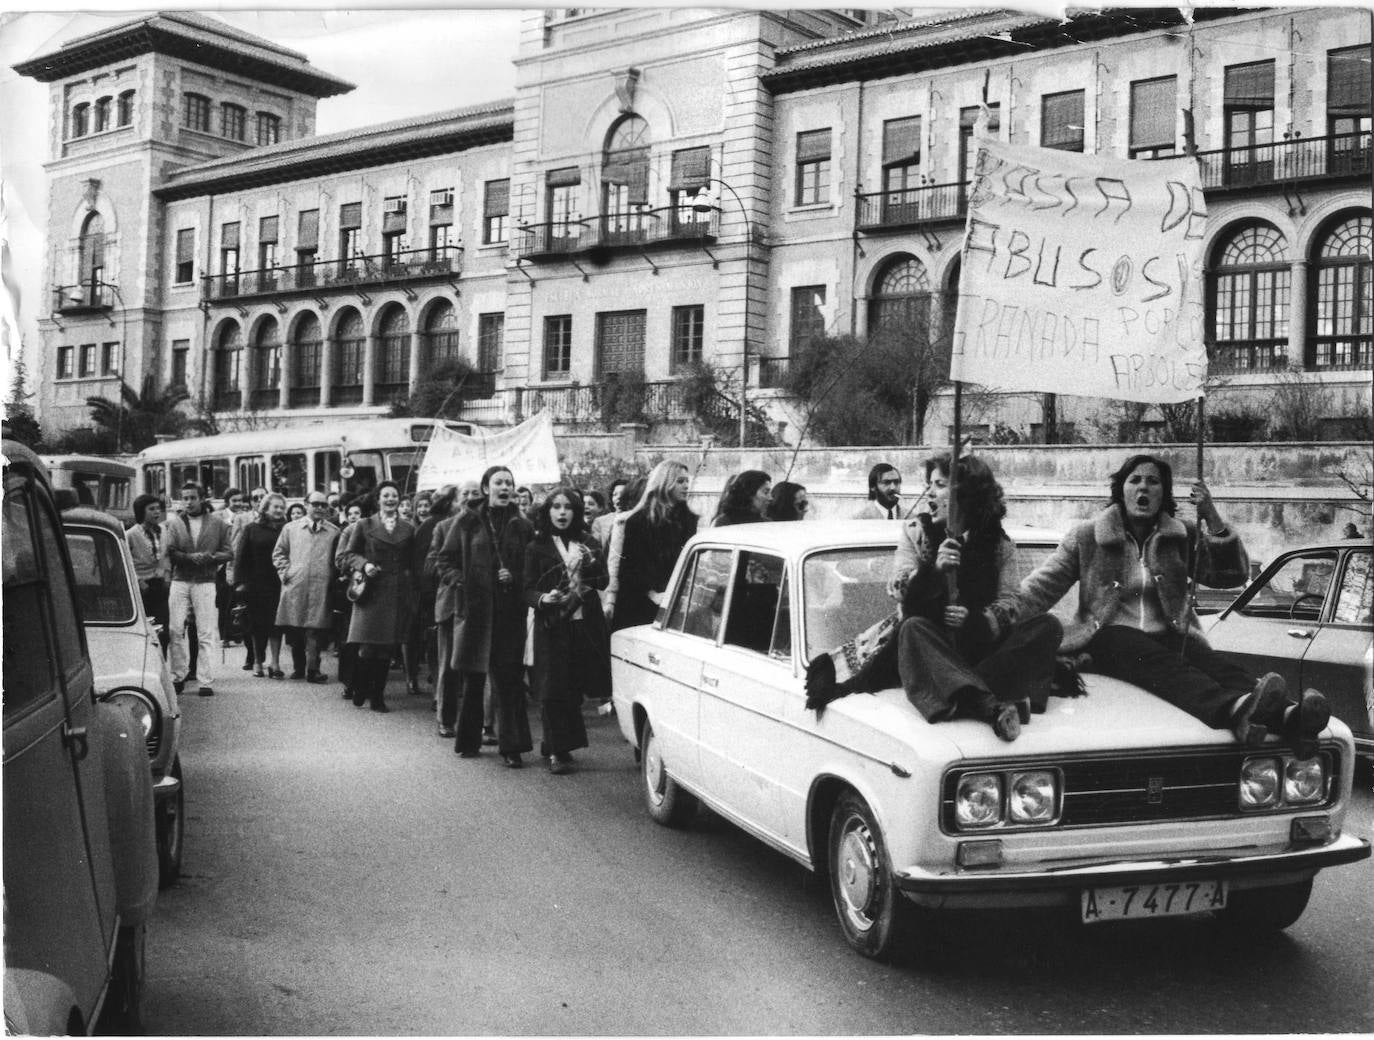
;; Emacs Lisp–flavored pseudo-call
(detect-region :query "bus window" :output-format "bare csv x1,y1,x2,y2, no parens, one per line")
142,464,166,499
70,471,101,506
347,452,381,498
102,475,131,513
313,451,341,495
386,450,422,494
200,459,230,499
236,456,266,495
271,454,307,499
171,462,198,493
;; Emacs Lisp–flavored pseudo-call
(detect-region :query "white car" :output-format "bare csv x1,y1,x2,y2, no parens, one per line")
610,520,1371,959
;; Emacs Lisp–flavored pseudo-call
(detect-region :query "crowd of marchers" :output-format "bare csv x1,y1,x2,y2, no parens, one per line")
122,450,1335,774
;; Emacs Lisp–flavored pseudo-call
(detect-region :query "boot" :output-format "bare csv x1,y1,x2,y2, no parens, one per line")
1231,672,1289,745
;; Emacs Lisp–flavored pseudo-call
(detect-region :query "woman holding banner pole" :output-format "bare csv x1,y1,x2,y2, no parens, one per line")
1013,453,1331,757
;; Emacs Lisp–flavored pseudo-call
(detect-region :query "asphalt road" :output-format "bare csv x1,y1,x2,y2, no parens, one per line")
145,662,1374,1036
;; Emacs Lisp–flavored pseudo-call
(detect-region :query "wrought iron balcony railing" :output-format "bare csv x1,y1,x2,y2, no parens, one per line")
855,181,969,232
53,281,117,315
202,245,463,303
1190,131,1371,191
518,207,719,261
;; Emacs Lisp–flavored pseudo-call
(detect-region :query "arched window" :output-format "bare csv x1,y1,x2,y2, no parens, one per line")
251,318,281,410
213,322,243,411
1209,223,1291,371
867,254,932,341
94,96,112,132
77,212,105,297
602,114,650,238
71,102,90,137
1311,213,1372,369
290,313,322,408
376,306,411,403
424,300,459,367
333,310,365,405
117,90,135,126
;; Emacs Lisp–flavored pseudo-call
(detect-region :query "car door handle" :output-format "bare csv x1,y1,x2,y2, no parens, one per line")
702,674,719,688
62,724,89,762
1286,628,1315,639
647,652,661,667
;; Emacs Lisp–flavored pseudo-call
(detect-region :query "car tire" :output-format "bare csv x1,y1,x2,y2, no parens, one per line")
95,923,145,1034
156,756,184,888
641,720,697,828
1218,878,1313,931
828,790,913,959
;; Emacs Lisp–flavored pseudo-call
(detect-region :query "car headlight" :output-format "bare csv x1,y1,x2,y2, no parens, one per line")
1283,757,1326,805
100,687,159,758
1008,770,1058,823
1239,757,1281,808
955,773,1003,829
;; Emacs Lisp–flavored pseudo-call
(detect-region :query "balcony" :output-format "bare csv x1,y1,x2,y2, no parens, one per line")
855,181,968,233
1191,132,1371,192
518,207,719,262
202,245,463,303
52,281,117,315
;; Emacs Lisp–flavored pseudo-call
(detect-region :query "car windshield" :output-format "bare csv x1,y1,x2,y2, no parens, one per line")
64,527,137,625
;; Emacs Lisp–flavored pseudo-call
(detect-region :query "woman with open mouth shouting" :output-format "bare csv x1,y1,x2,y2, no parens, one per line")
1014,453,1330,758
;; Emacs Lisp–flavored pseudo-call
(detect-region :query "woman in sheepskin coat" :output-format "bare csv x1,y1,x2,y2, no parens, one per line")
1014,453,1330,755
524,487,610,773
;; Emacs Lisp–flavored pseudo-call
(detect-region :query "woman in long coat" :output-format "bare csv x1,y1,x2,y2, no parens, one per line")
435,465,535,766
524,487,610,774
341,481,415,712
613,460,698,632
234,493,288,678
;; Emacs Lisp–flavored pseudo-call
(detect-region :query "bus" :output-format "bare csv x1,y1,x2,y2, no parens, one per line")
40,454,137,525
134,418,476,505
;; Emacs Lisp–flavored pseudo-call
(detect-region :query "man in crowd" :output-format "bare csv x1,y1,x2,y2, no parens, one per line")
274,492,341,684
166,481,234,696
128,493,171,652
854,462,903,519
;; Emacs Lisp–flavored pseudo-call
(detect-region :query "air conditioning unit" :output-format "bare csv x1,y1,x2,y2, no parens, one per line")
383,196,407,214
430,189,454,208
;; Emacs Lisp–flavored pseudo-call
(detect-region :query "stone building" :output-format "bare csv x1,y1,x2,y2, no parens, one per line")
16,7,1371,443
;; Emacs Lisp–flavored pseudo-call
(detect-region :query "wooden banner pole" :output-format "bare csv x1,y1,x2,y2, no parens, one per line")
945,381,963,605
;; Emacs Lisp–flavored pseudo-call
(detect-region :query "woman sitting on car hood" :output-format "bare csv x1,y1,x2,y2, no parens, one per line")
1013,453,1330,758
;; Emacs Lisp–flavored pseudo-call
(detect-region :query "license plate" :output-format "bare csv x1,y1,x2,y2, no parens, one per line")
1080,880,1227,923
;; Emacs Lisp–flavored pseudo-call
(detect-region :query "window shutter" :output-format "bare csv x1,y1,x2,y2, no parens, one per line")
383,210,407,233
176,228,194,264
221,221,240,249
796,129,831,162
1328,46,1372,115
1224,61,1275,107
297,209,319,249
339,202,362,229
882,117,921,164
484,179,510,218
259,216,279,244
960,103,1001,130
668,147,711,191
546,167,581,189
1041,91,1085,150
1130,77,1176,149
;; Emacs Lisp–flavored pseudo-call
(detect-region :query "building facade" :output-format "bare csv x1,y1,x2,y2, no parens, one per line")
17,7,1371,442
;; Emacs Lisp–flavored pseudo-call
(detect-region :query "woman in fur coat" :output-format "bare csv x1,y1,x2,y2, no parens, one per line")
524,487,610,774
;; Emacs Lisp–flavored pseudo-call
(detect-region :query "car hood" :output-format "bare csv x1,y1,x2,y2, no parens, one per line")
831,674,1249,762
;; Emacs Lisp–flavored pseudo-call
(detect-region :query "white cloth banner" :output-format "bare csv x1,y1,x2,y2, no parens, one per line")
950,138,1209,404
416,410,562,491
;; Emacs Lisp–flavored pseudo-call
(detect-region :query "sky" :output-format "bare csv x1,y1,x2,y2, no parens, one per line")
0,7,524,408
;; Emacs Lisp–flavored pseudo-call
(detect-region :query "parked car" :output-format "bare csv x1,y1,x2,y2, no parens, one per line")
61,505,185,886
1204,537,1373,765
610,520,1371,959
3,439,159,1032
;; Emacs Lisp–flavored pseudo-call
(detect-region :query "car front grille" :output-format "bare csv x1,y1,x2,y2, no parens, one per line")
942,747,1340,831
145,730,160,761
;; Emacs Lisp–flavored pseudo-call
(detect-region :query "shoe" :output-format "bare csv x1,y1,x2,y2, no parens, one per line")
341,686,353,700
481,727,498,746
407,682,427,697
173,680,185,695
370,700,389,713
438,724,456,739
992,702,1021,742
1284,689,1331,760
288,670,304,680
253,666,265,678
502,754,524,769
457,749,480,758
548,756,569,775
1231,672,1288,746
352,687,368,707
270,668,286,680
242,661,255,672
306,672,328,684
198,686,215,698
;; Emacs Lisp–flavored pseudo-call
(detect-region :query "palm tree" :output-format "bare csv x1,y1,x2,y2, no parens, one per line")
86,375,212,452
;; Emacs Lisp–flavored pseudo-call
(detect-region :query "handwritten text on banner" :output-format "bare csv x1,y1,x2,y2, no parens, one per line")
949,138,1209,404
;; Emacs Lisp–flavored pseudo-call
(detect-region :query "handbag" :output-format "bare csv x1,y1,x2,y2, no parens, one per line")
346,568,372,605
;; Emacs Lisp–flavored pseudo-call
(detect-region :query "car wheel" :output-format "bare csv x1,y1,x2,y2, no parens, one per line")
96,924,145,1034
828,790,911,959
1218,878,1313,931
156,756,184,888
641,720,697,827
